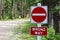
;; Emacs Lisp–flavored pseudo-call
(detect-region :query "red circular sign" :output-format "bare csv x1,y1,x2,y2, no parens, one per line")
31,7,46,23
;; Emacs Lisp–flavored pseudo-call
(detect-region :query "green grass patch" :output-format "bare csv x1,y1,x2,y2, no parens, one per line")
20,22,37,40
14,21,37,40
20,33,37,40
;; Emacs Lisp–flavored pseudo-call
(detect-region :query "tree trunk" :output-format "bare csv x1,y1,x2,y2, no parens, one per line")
21,0,24,18
42,0,55,26
15,1,17,18
0,0,4,20
12,0,17,19
23,0,27,17
53,1,60,33
12,0,14,19
48,2,53,26
20,0,27,18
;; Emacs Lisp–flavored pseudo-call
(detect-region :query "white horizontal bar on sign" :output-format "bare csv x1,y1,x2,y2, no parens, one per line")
32,13,46,16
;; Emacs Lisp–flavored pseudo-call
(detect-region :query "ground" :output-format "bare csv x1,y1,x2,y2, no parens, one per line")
0,19,29,40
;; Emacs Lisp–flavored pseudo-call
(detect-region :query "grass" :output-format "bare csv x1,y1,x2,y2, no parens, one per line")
14,22,37,40
21,22,37,40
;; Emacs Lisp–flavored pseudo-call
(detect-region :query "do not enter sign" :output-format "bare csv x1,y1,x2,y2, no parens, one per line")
32,7,46,23
31,6,47,23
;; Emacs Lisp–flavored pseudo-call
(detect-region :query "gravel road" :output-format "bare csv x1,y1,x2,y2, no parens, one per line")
0,19,28,40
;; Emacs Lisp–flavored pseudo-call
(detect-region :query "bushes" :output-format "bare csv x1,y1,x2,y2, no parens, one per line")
14,22,60,40
42,27,60,40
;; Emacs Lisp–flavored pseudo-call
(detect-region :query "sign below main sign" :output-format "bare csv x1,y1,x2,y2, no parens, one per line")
30,27,47,36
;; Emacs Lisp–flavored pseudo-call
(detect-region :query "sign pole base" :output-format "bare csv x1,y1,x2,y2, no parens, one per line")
37,36,41,40
37,23,41,40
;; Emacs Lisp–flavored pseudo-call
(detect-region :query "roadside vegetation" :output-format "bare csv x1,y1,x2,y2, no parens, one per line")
14,22,60,40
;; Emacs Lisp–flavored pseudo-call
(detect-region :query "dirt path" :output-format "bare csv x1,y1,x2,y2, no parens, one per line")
0,19,29,40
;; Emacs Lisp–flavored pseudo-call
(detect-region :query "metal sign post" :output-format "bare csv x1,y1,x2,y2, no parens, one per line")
37,3,41,40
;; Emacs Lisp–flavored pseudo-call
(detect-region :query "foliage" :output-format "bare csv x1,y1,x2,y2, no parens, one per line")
42,27,60,40
14,22,60,40
42,27,55,40
0,0,60,20
4,0,12,19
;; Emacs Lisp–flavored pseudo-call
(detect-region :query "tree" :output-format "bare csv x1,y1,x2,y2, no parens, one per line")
0,0,4,20
41,0,59,26
20,0,27,18
12,0,17,19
